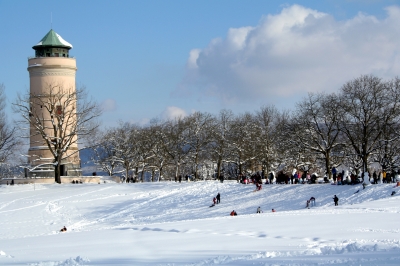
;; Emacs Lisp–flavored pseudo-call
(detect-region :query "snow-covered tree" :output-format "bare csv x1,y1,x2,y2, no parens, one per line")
162,117,191,181
254,105,280,177
212,109,234,179
228,113,259,179
0,84,21,166
339,75,400,183
13,83,100,183
87,128,120,176
186,112,216,180
290,93,344,178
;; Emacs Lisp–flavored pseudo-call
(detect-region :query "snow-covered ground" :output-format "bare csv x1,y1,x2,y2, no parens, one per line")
1,180,399,265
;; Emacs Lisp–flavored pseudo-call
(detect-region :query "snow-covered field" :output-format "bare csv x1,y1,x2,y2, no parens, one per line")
1,180,399,265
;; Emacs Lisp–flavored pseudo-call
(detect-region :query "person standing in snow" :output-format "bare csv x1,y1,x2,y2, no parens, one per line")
257,206,262,213
310,197,315,206
294,172,299,184
332,167,337,183
216,193,220,204
269,172,274,184
333,195,339,206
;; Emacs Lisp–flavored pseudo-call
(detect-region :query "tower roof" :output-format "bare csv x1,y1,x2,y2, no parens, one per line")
32,29,73,50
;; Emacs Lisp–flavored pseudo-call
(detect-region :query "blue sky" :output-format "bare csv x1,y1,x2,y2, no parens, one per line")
1,0,400,127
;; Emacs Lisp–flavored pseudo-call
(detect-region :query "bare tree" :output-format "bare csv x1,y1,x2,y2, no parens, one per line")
13,83,101,183
162,117,191,181
212,109,234,179
147,119,169,182
88,128,120,176
254,105,280,177
228,112,259,179
339,75,400,182
111,123,141,182
0,84,21,167
186,112,216,180
290,93,344,178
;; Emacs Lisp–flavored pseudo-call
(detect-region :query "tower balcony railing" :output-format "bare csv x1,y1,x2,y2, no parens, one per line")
28,55,75,59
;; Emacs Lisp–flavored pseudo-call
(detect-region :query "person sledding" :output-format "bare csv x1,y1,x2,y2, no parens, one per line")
254,182,262,191
210,197,216,207
230,210,237,216
60,226,67,232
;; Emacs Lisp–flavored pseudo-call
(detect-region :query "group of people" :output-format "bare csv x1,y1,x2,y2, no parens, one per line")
231,208,275,216
237,167,400,186
256,207,275,213
240,171,321,185
210,193,221,207
371,170,400,184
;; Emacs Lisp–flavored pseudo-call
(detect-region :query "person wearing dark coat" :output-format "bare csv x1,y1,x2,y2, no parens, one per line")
333,195,339,206
60,226,67,232
332,167,337,182
216,193,220,204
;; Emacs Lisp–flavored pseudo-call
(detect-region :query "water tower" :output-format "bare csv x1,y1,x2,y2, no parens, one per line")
26,29,81,177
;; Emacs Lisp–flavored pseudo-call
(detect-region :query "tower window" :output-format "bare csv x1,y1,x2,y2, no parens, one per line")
56,105,63,116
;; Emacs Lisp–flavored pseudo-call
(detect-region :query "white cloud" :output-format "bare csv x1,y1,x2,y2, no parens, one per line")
161,106,187,120
177,4,400,104
101,98,117,112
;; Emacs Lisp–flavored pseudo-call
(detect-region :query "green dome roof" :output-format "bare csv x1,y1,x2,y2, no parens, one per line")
33,29,73,49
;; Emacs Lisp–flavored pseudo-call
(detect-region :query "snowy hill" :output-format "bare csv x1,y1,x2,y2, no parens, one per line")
1,181,399,265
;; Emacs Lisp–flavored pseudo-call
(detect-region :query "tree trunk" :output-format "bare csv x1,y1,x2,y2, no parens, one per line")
140,166,145,182
159,166,163,182
194,154,198,181
125,164,129,183
325,152,331,179
54,157,61,184
175,163,180,182
217,156,222,179
134,167,139,182
363,155,370,184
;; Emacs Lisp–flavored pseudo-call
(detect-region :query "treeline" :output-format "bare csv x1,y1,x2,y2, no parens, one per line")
88,75,400,181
